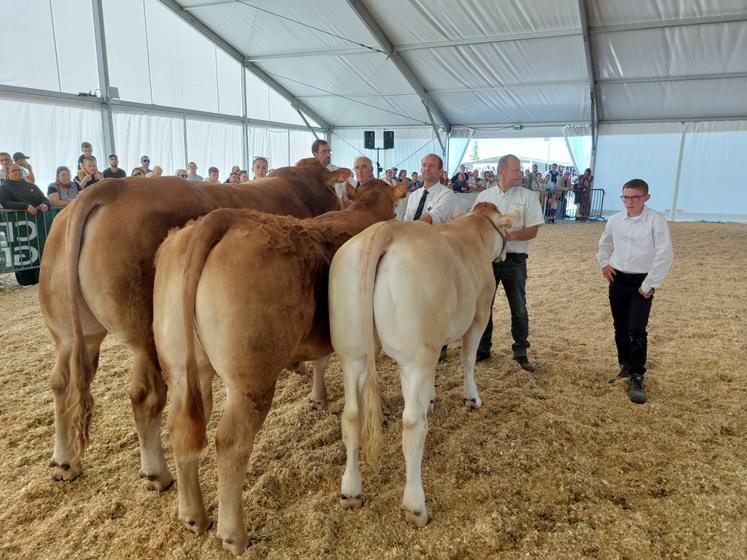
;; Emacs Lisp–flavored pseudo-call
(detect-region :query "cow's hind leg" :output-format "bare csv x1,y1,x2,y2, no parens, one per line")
50,331,106,481
399,359,436,527
169,363,215,535
308,354,331,410
461,318,486,409
340,356,366,509
129,344,173,491
215,377,276,556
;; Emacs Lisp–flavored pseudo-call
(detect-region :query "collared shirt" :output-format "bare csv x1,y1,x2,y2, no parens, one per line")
597,206,673,293
472,185,544,255
402,182,456,224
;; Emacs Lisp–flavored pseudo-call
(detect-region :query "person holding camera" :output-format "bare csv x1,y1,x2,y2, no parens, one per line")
471,154,545,371
8,152,36,183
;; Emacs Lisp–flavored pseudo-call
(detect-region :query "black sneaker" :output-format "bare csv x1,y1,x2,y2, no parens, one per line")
608,364,630,384
514,356,535,373
627,375,647,404
475,350,491,362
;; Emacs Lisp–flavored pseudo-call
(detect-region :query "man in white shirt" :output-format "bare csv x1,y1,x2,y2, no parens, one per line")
402,153,456,361
472,154,545,371
597,178,673,404
402,153,456,225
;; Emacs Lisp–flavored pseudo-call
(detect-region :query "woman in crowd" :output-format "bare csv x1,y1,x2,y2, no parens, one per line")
452,171,470,193
47,166,80,207
131,167,145,177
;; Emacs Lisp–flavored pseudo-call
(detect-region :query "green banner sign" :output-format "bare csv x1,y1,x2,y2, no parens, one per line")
0,209,60,273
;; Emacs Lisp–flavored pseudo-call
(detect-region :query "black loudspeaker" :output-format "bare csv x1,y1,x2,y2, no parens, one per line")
364,130,375,149
383,130,394,149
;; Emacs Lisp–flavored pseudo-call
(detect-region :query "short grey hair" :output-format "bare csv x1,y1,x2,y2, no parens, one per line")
354,155,373,168
498,154,518,171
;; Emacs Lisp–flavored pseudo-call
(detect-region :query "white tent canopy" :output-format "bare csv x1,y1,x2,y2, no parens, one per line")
1,0,746,220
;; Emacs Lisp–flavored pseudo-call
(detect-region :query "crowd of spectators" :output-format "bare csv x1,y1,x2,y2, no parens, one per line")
0,141,275,213
1,140,596,224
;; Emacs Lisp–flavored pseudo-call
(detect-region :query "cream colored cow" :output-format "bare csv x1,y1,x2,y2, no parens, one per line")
328,202,518,527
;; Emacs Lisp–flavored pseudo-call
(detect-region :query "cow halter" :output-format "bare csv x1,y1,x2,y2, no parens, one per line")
478,213,506,242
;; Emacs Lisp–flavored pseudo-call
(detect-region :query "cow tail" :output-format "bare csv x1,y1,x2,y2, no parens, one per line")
179,213,232,454
360,224,392,466
65,192,103,464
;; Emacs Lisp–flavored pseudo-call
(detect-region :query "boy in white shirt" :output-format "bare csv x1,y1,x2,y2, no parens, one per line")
597,179,673,404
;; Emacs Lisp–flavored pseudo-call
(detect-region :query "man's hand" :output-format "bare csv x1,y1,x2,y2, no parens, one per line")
601,265,616,283
26,204,37,215
420,214,433,224
638,287,654,298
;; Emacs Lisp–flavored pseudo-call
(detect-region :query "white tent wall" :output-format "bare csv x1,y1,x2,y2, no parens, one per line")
184,119,243,181
596,121,747,222
0,0,99,95
330,128,440,178
113,111,186,175
0,97,103,187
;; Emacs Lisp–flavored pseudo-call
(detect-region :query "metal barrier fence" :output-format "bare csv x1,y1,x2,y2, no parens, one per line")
0,208,62,274
453,189,606,223
538,188,606,222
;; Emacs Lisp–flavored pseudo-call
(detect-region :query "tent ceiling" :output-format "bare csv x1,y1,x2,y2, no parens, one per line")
166,0,747,132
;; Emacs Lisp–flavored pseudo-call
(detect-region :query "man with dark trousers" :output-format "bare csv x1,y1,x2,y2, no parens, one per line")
597,178,673,404
472,154,544,371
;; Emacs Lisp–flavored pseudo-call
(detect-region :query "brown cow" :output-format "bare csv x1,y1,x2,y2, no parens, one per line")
152,182,397,555
38,159,347,489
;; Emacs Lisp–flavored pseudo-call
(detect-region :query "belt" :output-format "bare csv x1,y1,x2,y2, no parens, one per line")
506,252,528,257
613,269,647,277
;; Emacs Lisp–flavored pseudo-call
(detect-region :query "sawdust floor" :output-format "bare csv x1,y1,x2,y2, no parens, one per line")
0,221,745,559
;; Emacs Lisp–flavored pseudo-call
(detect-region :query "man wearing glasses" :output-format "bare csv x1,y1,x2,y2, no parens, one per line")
597,179,673,405
140,155,153,177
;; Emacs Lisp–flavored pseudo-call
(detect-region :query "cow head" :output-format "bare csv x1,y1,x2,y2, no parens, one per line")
294,157,352,188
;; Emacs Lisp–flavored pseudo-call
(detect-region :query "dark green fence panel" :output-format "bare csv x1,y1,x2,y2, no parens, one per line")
0,208,62,273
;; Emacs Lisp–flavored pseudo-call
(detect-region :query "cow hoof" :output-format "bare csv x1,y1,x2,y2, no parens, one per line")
463,397,482,410
52,463,81,482
217,531,247,556
180,514,211,535
141,471,175,492
308,398,327,411
404,507,429,528
340,494,362,509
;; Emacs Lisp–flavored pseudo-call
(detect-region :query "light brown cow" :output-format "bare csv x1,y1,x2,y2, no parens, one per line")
328,203,518,527
38,159,347,489
153,182,397,555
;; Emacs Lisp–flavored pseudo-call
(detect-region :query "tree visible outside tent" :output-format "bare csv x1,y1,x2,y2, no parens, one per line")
470,141,479,161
